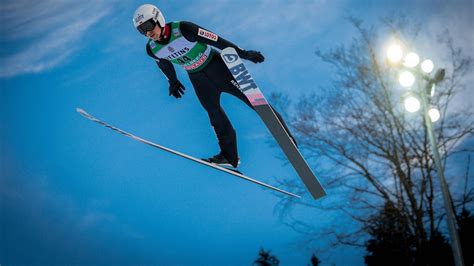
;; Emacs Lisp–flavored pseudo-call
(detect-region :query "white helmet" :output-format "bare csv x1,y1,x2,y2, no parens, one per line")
133,4,165,32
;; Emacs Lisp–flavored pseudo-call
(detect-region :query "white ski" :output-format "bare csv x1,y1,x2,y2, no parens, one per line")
220,47,326,200
76,108,300,199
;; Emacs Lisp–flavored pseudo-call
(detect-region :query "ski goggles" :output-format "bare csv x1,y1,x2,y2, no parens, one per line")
136,19,156,35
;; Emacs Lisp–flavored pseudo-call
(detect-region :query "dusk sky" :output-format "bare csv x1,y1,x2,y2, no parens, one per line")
1,0,473,265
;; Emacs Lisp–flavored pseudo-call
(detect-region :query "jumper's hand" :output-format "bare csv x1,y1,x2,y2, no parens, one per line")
241,50,264,63
169,80,185,99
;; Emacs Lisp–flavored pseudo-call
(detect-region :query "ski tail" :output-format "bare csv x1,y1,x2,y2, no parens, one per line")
220,47,326,200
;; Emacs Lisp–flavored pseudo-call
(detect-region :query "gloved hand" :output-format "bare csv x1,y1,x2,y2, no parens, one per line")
168,80,185,99
240,50,264,63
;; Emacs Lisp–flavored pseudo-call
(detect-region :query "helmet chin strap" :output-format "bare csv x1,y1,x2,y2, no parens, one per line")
157,24,169,40
159,27,165,40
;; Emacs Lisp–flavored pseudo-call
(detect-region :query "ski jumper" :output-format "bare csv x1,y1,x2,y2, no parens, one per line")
146,21,292,167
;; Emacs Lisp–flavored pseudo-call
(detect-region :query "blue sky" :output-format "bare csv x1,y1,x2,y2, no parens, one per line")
1,0,473,265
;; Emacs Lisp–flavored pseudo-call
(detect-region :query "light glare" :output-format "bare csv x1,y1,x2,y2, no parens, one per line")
430,84,436,97
399,71,416,87
403,52,420,68
387,44,403,63
404,96,421,113
429,108,441,122
421,59,434,73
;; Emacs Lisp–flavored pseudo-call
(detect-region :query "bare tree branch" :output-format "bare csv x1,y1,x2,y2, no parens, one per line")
270,16,474,251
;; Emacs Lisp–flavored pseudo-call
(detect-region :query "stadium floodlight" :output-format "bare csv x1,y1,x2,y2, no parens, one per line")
428,107,441,122
403,52,420,68
399,71,416,87
404,95,421,113
386,43,403,64
421,59,434,73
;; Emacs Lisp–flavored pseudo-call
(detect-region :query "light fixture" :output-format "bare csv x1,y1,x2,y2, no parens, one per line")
403,52,420,68
434,68,446,83
404,95,421,113
399,71,415,87
421,59,434,73
428,107,441,122
387,44,403,64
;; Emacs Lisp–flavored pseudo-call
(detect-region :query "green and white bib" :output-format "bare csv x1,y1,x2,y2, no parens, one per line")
148,21,214,73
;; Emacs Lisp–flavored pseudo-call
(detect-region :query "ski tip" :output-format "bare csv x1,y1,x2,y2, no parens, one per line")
76,107,94,120
76,107,88,116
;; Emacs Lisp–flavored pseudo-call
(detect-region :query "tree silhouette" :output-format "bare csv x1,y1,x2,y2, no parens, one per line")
271,15,473,262
458,208,474,265
364,201,453,265
309,254,321,266
253,248,280,266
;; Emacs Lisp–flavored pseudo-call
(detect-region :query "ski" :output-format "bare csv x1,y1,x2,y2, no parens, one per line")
220,47,326,200
76,108,300,199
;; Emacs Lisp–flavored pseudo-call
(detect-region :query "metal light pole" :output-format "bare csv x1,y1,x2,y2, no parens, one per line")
418,70,464,266
387,44,464,265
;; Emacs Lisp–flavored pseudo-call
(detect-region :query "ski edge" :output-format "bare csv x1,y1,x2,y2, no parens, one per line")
76,108,300,199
